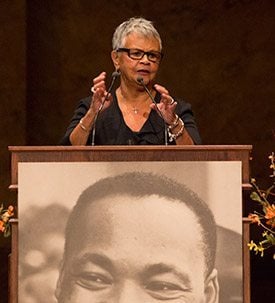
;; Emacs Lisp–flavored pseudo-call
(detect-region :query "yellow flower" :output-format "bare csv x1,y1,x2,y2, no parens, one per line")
257,246,265,257
247,240,256,250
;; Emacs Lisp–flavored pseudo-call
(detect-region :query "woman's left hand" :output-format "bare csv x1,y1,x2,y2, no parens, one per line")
152,84,177,124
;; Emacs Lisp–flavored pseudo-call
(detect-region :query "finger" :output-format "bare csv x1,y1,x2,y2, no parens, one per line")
93,87,105,101
100,89,114,110
169,97,176,105
103,90,112,101
154,84,169,95
91,72,107,92
93,72,106,85
91,80,107,94
159,94,177,109
150,103,157,110
154,84,175,107
157,99,177,121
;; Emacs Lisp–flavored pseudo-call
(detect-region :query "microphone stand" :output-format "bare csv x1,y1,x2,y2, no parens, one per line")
91,71,120,146
137,77,168,146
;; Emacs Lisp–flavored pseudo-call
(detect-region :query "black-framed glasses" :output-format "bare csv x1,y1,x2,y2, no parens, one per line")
116,48,163,63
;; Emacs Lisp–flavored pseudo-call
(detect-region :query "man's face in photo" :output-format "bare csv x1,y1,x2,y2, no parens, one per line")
56,194,218,302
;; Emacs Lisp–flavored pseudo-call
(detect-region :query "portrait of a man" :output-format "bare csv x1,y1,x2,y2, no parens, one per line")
18,161,242,303
55,172,219,302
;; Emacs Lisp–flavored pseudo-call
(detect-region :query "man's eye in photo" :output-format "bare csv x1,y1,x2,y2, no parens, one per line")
75,272,113,290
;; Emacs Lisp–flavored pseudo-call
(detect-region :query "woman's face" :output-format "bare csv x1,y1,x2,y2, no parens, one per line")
111,32,162,88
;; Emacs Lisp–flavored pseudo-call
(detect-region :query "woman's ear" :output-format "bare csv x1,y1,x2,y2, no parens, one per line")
111,50,120,71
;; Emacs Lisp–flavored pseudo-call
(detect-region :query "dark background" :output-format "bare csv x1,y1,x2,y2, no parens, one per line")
0,0,274,302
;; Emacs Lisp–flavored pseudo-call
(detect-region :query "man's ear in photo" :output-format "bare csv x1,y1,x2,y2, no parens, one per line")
204,268,219,303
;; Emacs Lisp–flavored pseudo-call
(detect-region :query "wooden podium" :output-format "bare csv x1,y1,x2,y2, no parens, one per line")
8,145,252,303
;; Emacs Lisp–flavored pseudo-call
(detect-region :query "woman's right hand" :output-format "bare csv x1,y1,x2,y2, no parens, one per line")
90,71,113,113
69,71,114,145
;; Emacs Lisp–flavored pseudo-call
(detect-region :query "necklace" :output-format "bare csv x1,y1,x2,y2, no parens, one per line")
118,88,152,116
133,107,139,114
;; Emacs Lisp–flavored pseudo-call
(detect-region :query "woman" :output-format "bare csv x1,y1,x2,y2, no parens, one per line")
60,17,201,146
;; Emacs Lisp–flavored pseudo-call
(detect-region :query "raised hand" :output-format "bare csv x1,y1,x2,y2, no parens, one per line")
90,72,113,113
152,84,177,125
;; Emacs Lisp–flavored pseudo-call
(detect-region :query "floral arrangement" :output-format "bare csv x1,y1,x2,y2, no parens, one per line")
0,204,14,237
248,152,275,258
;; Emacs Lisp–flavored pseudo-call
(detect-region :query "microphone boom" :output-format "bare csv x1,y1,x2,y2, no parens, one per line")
91,71,120,145
137,77,168,145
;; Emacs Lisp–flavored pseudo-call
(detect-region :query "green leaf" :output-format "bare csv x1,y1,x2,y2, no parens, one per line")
250,191,263,203
265,184,275,198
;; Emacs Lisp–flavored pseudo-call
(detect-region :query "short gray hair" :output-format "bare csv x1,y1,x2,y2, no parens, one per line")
112,17,162,51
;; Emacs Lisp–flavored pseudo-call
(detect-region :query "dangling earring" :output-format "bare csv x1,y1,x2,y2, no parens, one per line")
116,68,121,76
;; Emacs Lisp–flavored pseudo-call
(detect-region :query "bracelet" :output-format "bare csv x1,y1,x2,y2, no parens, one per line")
168,118,185,142
168,114,179,130
79,118,89,132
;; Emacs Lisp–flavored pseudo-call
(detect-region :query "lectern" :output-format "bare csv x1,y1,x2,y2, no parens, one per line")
9,145,252,303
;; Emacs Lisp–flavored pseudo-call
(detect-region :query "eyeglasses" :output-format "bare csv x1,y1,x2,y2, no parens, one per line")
116,48,163,63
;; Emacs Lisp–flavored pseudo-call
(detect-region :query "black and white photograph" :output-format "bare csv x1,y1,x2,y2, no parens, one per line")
18,161,242,303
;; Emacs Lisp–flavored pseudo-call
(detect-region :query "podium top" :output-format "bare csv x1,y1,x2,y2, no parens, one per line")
9,145,252,152
9,145,252,188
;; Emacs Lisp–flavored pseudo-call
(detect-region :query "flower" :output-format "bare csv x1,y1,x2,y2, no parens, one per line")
265,204,275,219
0,204,14,237
248,213,261,225
248,152,275,258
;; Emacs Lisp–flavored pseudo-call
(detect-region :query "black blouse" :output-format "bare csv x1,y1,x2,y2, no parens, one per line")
60,92,201,145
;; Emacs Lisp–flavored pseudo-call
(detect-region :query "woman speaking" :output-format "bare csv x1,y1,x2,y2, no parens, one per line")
60,17,201,146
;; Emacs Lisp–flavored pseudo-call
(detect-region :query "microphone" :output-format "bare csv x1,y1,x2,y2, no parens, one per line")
91,71,120,146
137,77,168,145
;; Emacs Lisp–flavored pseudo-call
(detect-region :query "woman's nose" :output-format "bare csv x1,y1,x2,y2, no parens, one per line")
139,53,150,64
